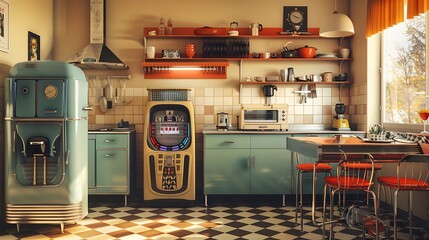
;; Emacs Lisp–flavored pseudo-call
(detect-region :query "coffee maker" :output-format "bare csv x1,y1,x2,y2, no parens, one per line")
216,112,231,130
332,103,350,130
263,84,277,105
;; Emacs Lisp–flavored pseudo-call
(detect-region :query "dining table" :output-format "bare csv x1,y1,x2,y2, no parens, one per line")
286,135,422,239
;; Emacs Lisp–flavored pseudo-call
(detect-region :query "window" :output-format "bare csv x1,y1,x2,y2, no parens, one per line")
381,13,426,132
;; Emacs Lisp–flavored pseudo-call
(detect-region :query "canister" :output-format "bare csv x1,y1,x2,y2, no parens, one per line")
323,72,333,82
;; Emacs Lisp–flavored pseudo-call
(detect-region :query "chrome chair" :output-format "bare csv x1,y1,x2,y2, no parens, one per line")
340,160,383,207
321,152,379,240
377,153,429,240
294,152,332,231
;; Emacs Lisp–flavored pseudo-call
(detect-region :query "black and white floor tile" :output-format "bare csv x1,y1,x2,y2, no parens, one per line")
0,201,428,240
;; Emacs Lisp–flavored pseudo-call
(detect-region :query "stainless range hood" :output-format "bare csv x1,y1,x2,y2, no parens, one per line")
68,0,128,70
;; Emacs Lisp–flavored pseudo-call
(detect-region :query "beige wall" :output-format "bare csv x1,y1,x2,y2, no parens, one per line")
0,0,53,222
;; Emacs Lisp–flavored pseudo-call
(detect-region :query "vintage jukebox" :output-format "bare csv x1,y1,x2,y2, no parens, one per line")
143,89,195,201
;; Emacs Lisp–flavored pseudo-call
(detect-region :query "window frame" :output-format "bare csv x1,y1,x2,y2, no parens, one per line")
380,13,428,133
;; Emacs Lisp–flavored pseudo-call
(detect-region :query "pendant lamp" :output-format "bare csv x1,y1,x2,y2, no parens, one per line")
319,0,354,38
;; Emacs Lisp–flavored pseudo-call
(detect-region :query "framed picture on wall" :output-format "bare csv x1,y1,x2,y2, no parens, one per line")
0,0,9,52
28,31,40,61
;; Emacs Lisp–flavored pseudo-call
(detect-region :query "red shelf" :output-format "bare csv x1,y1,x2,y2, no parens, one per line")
142,61,229,79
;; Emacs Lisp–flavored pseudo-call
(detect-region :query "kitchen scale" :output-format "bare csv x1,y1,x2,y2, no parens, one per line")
332,103,350,130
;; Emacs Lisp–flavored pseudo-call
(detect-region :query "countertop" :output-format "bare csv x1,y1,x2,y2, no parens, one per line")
88,128,136,134
203,125,365,135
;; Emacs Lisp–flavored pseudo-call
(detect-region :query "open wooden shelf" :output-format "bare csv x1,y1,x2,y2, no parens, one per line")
240,81,352,85
144,27,323,38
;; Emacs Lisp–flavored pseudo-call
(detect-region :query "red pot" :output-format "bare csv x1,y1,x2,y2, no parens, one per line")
296,45,317,58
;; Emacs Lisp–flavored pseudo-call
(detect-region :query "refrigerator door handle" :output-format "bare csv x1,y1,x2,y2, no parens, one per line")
65,150,70,165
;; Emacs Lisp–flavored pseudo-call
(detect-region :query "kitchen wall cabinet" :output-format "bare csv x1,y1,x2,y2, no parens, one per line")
204,134,292,206
88,131,136,206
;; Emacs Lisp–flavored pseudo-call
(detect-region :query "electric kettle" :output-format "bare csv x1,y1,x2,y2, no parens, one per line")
216,112,231,130
250,23,263,36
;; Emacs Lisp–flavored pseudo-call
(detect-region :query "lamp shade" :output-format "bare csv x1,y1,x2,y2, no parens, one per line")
319,12,355,38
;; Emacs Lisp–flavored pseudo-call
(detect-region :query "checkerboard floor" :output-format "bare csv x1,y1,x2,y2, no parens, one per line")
0,201,428,240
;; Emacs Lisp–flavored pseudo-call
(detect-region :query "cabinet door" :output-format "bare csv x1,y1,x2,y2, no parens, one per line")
88,138,96,191
250,148,291,194
204,148,250,194
96,150,128,193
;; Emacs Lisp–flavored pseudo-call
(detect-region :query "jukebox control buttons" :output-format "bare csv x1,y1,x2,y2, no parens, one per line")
44,84,58,99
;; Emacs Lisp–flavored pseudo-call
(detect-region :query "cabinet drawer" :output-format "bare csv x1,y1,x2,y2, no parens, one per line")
205,135,250,148
96,134,128,148
250,135,287,149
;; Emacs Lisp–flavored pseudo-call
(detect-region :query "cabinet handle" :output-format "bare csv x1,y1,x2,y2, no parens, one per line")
105,139,116,143
104,154,117,157
247,157,250,168
252,156,256,168
224,141,235,144
44,109,58,114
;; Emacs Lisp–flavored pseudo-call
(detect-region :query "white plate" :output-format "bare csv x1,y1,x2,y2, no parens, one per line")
362,138,394,143
393,137,415,143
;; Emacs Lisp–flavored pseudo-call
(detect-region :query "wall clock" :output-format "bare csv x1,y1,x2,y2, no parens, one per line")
283,6,308,33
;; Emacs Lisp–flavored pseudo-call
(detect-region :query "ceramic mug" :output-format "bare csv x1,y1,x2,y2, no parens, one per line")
146,46,156,58
340,48,350,58
263,52,270,59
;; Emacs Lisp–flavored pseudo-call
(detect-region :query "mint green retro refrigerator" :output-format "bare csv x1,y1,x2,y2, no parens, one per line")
4,61,90,232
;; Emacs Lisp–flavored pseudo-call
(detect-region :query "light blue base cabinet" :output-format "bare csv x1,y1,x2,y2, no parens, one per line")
204,134,292,206
88,131,136,206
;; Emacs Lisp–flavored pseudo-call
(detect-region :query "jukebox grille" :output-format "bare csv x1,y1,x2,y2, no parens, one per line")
148,89,190,101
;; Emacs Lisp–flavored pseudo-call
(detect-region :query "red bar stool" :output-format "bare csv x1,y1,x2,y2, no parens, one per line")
340,161,384,207
377,153,429,240
322,152,379,240
294,152,332,231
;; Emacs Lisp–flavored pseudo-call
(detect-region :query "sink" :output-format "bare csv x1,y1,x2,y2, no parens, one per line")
89,128,113,132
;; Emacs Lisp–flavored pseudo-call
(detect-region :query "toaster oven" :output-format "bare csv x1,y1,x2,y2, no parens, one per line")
239,104,288,131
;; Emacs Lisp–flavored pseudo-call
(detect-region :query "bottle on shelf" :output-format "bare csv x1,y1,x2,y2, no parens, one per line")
158,17,166,35
167,18,173,35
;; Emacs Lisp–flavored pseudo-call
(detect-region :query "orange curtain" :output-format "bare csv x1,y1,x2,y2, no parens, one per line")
366,0,405,37
366,0,429,37
407,0,429,19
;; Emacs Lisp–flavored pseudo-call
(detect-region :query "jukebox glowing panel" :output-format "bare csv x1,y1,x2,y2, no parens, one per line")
143,101,195,201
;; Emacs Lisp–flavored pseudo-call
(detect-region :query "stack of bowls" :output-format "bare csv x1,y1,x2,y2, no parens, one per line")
185,44,195,58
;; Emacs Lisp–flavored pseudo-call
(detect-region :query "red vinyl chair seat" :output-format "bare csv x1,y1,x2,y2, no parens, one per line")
324,176,371,190
377,176,429,190
297,163,332,172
